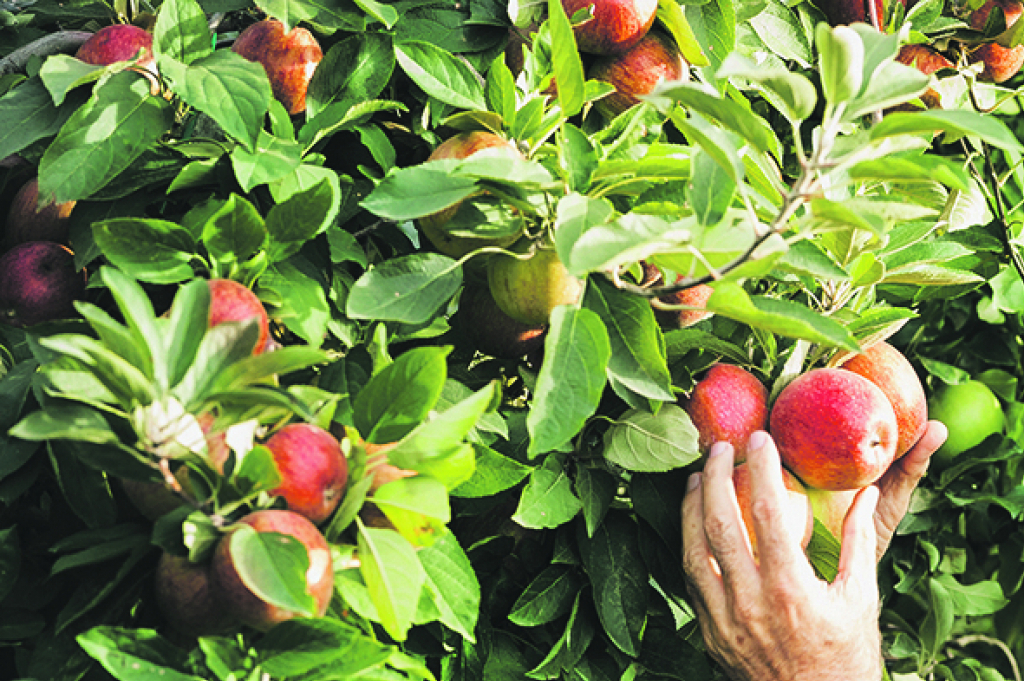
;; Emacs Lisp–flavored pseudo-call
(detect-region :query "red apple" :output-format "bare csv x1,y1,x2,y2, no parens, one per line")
0,241,86,327
207,279,270,355
682,364,769,462
418,131,524,259
838,340,928,458
456,284,547,359
655,281,714,328
75,24,156,73
970,0,1024,83
821,0,906,27
561,0,658,55
732,461,814,561
770,368,899,491
232,19,323,115
806,487,860,542
211,509,334,631
154,552,236,637
487,241,584,325
265,423,348,525
588,31,688,119
895,44,953,108
3,177,75,249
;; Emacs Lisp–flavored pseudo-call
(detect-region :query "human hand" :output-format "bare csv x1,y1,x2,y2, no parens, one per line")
681,430,883,681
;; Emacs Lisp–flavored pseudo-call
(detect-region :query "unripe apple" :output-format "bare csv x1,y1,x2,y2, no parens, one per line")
208,279,270,355
418,131,524,259
4,177,75,249
928,380,1004,468
838,341,928,458
75,24,156,73
265,423,348,525
154,552,236,637
487,242,584,325
682,364,768,462
970,0,1024,83
732,461,814,561
456,284,547,359
587,31,688,119
232,19,323,115
211,509,334,631
770,368,899,491
0,241,86,327
806,487,860,542
561,0,658,55
895,44,953,108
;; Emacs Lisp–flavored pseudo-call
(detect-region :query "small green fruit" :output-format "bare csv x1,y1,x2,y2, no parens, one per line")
928,380,1003,467
487,244,583,325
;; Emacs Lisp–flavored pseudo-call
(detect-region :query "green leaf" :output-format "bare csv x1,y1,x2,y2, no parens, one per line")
77,627,203,681
346,253,463,325
231,129,305,192
603,405,701,472
200,193,267,265
575,465,617,538
92,218,196,285
513,453,583,529
0,526,20,604
451,445,533,497
100,266,167,386
358,525,427,642
527,307,611,458
650,81,777,156
227,525,317,617
307,33,395,119
418,531,481,641
40,334,157,407
256,618,392,677
38,72,173,204
554,192,615,276
164,279,212,389
153,0,212,65
816,24,863,106
394,41,487,111
260,257,331,346
509,564,582,627
920,577,955,663
352,346,451,445
486,53,517,125
688,0,736,71
172,319,261,407
657,0,710,66
547,0,585,117
870,109,1024,153
373,477,451,547
842,60,929,121
848,155,971,192
38,55,103,106
0,77,78,161
932,574,1008,616
717,53,816,122
360,164,479,221
206,346,329,396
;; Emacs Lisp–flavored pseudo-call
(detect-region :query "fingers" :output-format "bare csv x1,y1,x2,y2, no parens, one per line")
836,484,880,592
681,472,727,622
700,442,758,586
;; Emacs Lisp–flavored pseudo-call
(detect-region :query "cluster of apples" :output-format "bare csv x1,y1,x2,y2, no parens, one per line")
683,340,929,554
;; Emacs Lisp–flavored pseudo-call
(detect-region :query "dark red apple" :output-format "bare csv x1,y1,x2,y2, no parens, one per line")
732,460,814,561
456,284,547,359
232,19,323,115
682,364,769,461
208,278,270,355
265,423,348,525
211,509,334,631
561,0,658,55
154,552,236,637
0,241,86,327
820,0,906,27
75,24,156,73
587,31,688,119
970,0,1024,83
3,177,75,249
770,368,899,491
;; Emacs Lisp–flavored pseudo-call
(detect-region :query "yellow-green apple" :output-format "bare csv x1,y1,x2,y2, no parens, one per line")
682,364,768,461
265,423,348,525
928,380,1004,468
769,368,899,491
208,279,270,355
838,340,928,458
154,552,236,637
806,487,860,542
561,0,658,55
75,24,156,73
232,19,323,115
456,284,547,359
210,509,333,631
417,131,524,259
895,44,953,108
588,31,688,119
970,0,1024,82
732,461,814,561
0,241,86,327
655,281,714,328
4,177,75,249
487,241,584,325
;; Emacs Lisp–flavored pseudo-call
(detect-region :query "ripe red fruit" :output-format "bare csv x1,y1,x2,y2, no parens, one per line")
4,177,75,249
655,281,714,328
418,131,524,259
456,284,547,359
838,341,928,458
211,509,334,631
75,24,156,73
770,368,899,491
895,44,953,108
207,279,270,355
682,364,769,461
588,31,688,119
732,461,814,560
265,423,348,525
0,241,85,327
232,19,323,115
970,0,1024,83
561,0,658,55
154,552,236,637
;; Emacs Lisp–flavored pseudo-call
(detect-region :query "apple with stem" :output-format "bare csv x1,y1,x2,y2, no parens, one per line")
232,19,323,115
487,240,584,325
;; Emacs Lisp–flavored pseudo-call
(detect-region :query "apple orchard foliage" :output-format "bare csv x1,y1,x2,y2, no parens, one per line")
4,0,1024,677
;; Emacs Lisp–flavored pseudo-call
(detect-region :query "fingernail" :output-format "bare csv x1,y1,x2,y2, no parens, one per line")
687,473,701,492
708,441,731,459
747,430,769,453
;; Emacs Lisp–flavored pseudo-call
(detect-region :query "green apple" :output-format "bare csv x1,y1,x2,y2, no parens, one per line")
487,241,584,325
928,380,1004,468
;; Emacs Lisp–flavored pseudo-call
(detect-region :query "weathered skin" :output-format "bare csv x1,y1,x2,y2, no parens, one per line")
732,459,814,560
683,364,768,462
561,0,658,55
770,368,898,491
588,32,688,119
487,245,583,326
232,20,322,114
